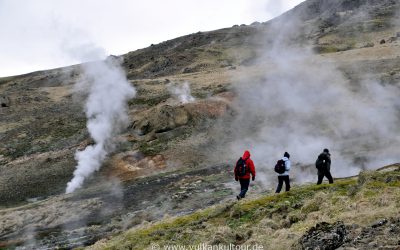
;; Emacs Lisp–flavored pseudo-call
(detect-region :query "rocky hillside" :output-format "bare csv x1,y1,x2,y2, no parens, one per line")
121,0,400,78
88,165,400,250
1,0,399,205
0,0,400,249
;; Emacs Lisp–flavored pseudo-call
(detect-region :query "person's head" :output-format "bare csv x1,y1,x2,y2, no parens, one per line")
323,148,329,153
284,152,290,158
243,150,251,159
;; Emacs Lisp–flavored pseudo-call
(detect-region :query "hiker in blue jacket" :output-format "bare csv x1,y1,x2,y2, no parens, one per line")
275,152,291,193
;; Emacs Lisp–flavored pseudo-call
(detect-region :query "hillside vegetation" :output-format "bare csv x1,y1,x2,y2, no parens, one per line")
0,0,400,248
88,165,400,250
0,0,399,205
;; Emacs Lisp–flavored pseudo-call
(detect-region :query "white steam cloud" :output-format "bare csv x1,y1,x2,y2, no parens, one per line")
225,11,400,186
232,50,400,182
168,81,195,104
66,57,135,193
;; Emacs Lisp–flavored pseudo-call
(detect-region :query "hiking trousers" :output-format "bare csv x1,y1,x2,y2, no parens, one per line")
276,175,290,193
239,179,250,198
317,169,334,184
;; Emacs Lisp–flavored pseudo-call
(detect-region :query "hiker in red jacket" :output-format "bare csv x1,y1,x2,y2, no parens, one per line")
234,150,256,200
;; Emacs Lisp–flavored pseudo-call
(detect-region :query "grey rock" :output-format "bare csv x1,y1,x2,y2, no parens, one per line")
0,95,10,107
299,221,347,250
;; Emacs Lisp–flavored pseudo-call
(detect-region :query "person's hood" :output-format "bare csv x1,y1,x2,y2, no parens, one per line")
322,152,331,156
242,150,250,160
282,156,289,161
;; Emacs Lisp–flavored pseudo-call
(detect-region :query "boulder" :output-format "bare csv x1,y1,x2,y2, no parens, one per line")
0,96,10,107
132,105,189,135
182,67,193,74
298,221,347,250
153,105,189,133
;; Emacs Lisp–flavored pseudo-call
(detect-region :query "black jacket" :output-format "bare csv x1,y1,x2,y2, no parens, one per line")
317,152,331,173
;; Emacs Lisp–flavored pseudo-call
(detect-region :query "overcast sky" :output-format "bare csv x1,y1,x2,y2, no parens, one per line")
0,0,305,77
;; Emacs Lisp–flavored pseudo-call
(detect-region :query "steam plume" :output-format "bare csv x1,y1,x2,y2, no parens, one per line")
224,9,400,185
66,58,135,193
168,81,195,103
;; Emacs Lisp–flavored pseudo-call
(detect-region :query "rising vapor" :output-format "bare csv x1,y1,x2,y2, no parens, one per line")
66,57,135,193
168,81,195,104
224,9,400,186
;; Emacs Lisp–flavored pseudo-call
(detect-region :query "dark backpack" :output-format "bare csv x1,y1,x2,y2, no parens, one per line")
316,154,329,170
274,159,286,174
315,158,324,170
235,157,247,177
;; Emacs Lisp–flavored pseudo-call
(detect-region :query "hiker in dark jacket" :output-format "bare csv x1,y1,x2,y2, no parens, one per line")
234,150,256,200
316,148,334,184
276,152,291,193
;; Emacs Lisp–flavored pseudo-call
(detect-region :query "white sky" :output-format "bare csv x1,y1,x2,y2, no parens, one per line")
0,0,305,77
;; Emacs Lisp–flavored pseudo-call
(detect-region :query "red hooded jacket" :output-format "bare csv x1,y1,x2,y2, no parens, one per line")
234,150,256,180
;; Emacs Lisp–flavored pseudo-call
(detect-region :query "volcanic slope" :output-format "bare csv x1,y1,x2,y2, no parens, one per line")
88,165,400,250
0,0,400,249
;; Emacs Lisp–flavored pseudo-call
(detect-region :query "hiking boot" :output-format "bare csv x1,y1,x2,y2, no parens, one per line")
236,195,241,200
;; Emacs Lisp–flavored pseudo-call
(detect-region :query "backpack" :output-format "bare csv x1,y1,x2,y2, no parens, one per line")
316,153,329,170
235,157,247,177
315,158,324,170
274,159,286,174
